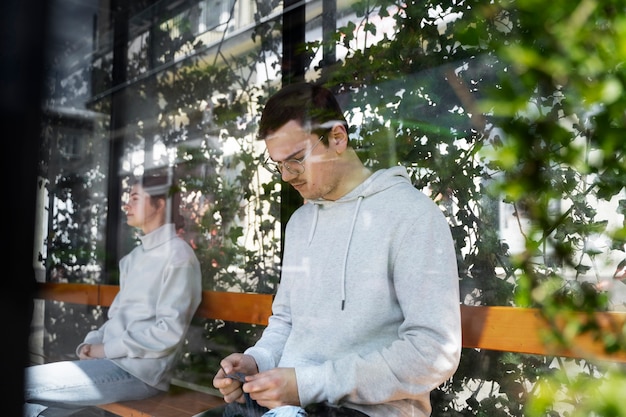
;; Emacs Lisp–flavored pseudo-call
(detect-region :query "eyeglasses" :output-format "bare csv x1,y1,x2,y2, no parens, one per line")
263,135,325,176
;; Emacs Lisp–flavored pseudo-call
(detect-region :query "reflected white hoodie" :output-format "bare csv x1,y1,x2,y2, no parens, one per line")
77,223,202,391
246,166,462,417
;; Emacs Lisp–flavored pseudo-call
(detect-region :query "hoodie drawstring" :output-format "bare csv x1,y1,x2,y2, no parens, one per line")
307,196,364,310
341,196,363,310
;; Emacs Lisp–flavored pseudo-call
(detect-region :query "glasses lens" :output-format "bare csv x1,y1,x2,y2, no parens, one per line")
283,160,304,175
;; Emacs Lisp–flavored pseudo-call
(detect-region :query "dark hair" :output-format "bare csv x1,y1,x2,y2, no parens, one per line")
130,170,168,201
257,82,348,143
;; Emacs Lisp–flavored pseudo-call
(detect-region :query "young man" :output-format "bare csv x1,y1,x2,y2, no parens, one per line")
213,82,462,417
24,171,202,417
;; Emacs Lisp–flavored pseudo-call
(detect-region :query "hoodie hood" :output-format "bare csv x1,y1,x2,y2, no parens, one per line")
310,165,411,206
305,165,412,309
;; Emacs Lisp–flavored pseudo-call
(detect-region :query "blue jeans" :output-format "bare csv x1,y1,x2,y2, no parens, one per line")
24,359,162,417
263,406,308,417
221,395,307,417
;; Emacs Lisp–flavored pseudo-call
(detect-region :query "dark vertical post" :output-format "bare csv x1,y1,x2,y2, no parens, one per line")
280,0,307,235
104,0,129,283
282,0,306,85
0,0,48,414
322,0,337,70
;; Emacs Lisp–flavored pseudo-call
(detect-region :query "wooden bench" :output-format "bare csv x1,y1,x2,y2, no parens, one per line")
34,282,626,417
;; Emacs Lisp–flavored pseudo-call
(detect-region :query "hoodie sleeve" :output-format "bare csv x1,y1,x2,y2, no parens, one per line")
244,262,293,372
75,288,121,357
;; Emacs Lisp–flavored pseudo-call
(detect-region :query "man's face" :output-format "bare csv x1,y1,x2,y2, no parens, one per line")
264,120,340,201
123,184,162,230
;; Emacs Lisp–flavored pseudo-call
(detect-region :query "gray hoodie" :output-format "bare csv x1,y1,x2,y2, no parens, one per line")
245,166,462,417
78,224,202,391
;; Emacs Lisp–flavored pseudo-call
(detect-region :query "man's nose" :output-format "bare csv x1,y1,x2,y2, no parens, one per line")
281,169,298,181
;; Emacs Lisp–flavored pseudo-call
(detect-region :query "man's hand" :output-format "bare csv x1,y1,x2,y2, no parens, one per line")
77,343,105,359
213,353,259,403
244,367,300,409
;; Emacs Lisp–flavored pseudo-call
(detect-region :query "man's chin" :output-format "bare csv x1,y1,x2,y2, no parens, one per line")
291,183,307,197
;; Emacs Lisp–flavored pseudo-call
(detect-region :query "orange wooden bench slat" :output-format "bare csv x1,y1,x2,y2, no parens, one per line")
96,284,274,325
36,283,274,326
460,305,626,362
197,290,274,325
99,284,119,307
36,282,100,305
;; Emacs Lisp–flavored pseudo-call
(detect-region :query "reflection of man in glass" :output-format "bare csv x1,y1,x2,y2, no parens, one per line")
213,83,462,417
24,170,202,417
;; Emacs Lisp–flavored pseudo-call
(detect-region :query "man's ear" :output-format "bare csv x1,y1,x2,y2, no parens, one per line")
329,124,348,152
156,197,167,212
